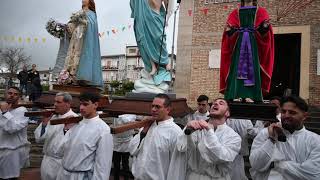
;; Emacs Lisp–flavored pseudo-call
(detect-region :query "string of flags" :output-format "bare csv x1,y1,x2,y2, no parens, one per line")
187,5,238,17
0,23,134,44
99,24,133,38
187,0,268,17
0,36,47,44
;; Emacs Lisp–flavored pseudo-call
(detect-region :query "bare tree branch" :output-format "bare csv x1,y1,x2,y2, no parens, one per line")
0,48,31,78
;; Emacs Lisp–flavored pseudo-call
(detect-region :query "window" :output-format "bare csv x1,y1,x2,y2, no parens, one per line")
129,48,136,54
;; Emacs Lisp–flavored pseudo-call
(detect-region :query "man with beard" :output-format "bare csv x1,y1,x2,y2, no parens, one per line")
128,94,182,180
34,92,77,180
0,87,30,179
174,98,242,180
250,96,320,180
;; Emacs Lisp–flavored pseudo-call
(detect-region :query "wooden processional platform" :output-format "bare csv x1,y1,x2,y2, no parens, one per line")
34,85,193,117
34,84,109,110
33,84,277,120
229,102,278,122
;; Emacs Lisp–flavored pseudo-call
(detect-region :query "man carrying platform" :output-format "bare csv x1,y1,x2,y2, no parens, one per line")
56,92,113,180
188,95,210,122
34,92,78,180
250,96,320,180
0,87,30,179
174,98,242,180
128,93,182,180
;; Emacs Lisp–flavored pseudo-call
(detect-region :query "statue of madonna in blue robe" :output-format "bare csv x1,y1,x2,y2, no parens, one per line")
62,1,103,88
76,10,103,87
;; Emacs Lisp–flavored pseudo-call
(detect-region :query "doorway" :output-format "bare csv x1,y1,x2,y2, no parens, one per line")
266,33,301,98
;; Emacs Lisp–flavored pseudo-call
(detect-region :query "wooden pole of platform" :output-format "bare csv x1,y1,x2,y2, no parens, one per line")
49,113,111,125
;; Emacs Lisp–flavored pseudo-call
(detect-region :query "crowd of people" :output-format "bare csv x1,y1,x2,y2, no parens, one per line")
17,64,42,102
0,87,320,180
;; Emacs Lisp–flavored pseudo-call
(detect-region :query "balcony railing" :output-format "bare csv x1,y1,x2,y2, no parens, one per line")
102,66,119,70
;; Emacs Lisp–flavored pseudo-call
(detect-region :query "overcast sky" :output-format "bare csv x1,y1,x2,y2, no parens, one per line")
0,0,179,70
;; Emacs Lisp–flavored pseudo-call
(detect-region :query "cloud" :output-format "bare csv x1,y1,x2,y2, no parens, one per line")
0,0,178,70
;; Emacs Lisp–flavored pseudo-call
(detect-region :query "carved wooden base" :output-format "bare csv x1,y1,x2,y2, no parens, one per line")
229,102,278,122
52,84,102,94
34,84,108,110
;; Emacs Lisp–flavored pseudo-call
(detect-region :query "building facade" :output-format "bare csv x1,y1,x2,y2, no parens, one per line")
101,46,143,84
175,0,320,106
125,46,144,82
101,54,126,83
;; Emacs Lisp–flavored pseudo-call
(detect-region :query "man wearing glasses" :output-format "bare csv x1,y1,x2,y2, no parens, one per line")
128,94,182,180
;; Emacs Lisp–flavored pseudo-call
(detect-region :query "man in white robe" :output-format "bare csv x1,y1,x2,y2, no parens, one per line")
56,92,113,180
227,118,257,180
250,95,320,180
188,95,210,122
34,92,77,180
128,93,182,180
112,114,136,180
175,98,242,180
0,87,30,179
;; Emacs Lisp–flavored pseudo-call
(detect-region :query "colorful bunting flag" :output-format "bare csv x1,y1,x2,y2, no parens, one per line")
202,8,209,15
0,23,134,42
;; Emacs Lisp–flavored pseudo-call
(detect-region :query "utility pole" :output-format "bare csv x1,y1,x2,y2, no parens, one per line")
170,4,180,91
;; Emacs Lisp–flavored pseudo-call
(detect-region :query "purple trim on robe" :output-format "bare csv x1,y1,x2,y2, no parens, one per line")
237,27,255,86
240,6,257,9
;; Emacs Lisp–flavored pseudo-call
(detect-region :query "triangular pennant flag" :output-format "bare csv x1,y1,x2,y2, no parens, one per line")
188,9,193,16
112,29,116,34
202,8,209,15
128,24,132,29
122,26,126,31
107,31,110,36
99,32,105,38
